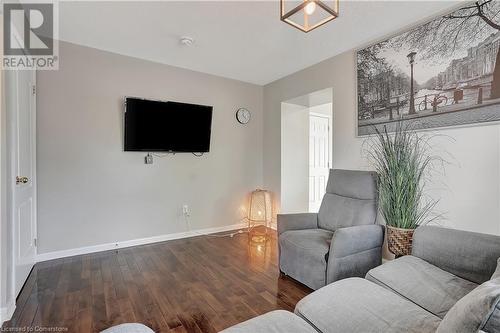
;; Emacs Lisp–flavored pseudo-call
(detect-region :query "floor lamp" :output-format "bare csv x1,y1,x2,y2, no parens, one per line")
248,189,272,243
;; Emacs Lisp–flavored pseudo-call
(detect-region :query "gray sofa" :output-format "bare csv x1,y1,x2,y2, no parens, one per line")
221,226,500,333
278,169,383,290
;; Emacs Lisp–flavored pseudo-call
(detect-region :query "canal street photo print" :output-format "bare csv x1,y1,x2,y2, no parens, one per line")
357,0,500,136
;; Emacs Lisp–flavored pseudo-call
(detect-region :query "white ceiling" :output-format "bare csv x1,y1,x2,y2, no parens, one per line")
58,1,460,85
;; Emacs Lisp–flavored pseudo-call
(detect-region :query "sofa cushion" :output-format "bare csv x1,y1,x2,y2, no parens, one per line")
437,278,500,333
412,226,500,284
366,255,478,318
279,229,333,290
294,278,441,333
219,310,317,333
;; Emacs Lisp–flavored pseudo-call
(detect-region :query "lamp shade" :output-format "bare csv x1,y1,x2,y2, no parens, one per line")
248,189,272,243
407,51,417,64
248,189,272,223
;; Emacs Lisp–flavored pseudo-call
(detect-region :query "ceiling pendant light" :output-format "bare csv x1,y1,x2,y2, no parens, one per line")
280,0,339,33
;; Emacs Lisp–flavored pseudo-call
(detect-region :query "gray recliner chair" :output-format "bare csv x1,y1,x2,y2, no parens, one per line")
278,169,383,290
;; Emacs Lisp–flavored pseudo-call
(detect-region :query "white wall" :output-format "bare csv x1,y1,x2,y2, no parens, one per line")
264,51,500,236
36,42,264,254
281,103,309,213
280,102,333,214
310,103,332,117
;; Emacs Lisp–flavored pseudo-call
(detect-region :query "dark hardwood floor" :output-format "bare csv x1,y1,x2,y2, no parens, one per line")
3,230,311,332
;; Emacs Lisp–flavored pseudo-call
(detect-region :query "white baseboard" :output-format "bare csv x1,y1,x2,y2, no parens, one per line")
0,299,16,325
36,223,247,262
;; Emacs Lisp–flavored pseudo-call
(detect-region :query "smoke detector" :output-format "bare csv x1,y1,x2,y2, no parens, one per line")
180,36,194,46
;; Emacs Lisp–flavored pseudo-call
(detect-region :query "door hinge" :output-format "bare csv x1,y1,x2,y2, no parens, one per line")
33,238,37,247
32,85,36,96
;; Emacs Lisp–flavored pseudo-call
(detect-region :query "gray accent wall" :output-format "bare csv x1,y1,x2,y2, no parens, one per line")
35,41,500,255
264,51,500,236
37,42,263,254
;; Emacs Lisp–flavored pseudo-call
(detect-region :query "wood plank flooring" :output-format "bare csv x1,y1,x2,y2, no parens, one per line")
3,230,311,332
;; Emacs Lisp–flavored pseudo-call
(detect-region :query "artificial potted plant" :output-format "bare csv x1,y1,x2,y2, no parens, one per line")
367,121,439,257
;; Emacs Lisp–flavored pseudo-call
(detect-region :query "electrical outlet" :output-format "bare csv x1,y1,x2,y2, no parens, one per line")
182,204,190,217
145,153,153,164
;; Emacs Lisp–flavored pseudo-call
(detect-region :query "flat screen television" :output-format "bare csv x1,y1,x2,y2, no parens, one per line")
124,97,213,152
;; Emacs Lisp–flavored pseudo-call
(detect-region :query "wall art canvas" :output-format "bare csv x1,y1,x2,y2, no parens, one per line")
357,0,500,135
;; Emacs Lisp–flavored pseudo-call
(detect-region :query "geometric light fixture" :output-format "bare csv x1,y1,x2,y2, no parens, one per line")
248,189,272,243
280,0,339,32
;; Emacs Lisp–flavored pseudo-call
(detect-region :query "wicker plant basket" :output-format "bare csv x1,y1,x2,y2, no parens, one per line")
387,226,415,257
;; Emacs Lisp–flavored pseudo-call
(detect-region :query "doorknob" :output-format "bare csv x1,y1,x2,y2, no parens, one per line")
16,176,29,185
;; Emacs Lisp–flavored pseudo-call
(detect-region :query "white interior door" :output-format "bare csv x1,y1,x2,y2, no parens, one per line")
309,114,331,212
6,68,37,297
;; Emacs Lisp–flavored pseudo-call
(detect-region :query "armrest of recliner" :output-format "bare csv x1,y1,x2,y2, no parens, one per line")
326,224,384,283
329,224,384,258
277,213,318,236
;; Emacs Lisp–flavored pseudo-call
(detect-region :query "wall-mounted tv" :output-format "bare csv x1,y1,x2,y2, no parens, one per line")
124,97,213,152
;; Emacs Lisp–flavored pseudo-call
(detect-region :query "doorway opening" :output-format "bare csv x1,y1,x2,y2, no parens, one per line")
281,88,333,213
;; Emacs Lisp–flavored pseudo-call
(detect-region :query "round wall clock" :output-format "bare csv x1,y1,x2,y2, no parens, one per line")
236,108,251,124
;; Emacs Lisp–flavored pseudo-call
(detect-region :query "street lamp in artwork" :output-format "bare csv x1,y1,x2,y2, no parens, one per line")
407,51,417,115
